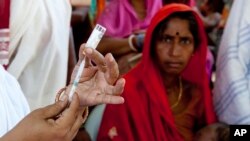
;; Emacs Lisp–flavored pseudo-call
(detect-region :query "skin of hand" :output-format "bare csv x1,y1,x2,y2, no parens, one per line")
66,44,125,106
70,0,91,6
1,94,84,141
133,29,146,34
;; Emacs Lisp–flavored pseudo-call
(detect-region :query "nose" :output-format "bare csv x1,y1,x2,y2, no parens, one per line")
169,42,181,57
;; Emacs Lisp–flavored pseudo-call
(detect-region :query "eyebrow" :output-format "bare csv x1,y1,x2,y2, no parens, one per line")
179,37,193,40
161,34,193,39
161,34,174,39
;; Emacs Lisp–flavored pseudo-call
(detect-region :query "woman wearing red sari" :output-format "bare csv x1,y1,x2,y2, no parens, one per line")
97,3,216,141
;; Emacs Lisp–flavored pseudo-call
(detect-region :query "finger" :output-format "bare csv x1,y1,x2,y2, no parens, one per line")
40,94,68,118
56,93,80,127
68,108,85,138
81,78,125,106
78,67,98,83
78,44,86,62
104,78,125,95
105,53,119,84
112,78,125,95
83,48,106,72
84,57,93,68
70,44,87,83
55,87,68,102
70,66,98,84
96,94,125,104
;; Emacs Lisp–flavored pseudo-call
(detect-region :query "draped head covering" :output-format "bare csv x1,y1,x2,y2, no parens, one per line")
97,0,162,37
98,4,216,141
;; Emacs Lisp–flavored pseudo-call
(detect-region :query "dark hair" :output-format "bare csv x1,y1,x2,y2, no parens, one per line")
151,11,200,54
206,0,225,13
162,0,190,5
194,123,229,141
216,124,229,141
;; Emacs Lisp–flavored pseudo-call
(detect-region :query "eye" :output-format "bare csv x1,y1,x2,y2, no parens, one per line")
180,38,192,45
161,36,172,43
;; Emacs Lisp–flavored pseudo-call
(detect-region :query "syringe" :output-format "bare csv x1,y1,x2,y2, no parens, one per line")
68,24,106,101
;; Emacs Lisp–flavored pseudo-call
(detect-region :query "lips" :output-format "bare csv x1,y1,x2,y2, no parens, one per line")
159,61,183,74
168,63,181,68
165,61,182,68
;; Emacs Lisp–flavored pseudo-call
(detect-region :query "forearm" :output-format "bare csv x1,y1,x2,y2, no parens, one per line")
70,0,91,6
1,134,15,141
1,128,26,141
97,37,133,57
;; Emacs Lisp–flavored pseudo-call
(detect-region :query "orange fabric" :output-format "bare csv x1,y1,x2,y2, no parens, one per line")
97,0,105,20
174,90,204,141
98,4,216,141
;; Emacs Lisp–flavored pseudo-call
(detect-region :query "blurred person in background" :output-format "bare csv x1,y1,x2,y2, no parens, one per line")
0,0,97,111
96,0,162,74
214,0,250,124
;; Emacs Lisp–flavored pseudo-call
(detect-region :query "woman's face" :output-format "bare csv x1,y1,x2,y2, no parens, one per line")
155,17,195,76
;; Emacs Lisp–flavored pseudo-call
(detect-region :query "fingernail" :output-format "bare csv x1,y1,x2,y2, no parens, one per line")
108,53,114,62
86,48,92,54
82,51,86,56
59,94,67,102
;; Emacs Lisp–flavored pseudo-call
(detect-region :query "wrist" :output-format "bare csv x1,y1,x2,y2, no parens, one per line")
128,34,138,52
134,33,145,52
82,106,89,123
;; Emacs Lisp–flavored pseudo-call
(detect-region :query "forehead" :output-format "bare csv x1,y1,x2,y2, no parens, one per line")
163,17,192,36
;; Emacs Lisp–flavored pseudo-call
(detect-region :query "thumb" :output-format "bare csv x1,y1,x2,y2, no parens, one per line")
78,44,86,63
41,94,68,118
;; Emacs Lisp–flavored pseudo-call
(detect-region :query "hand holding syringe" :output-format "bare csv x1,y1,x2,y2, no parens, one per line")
56,24,125,106
68,24,106,101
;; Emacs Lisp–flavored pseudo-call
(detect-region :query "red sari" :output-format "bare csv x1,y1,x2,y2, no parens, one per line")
97,4,216,141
